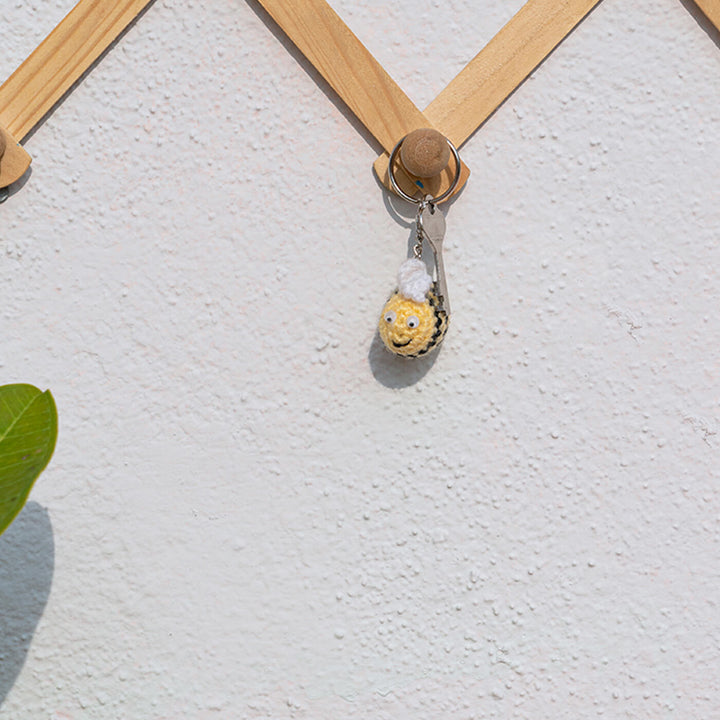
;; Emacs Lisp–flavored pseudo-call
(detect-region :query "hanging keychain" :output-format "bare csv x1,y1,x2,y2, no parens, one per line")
235,0,611,364
378,130,461,358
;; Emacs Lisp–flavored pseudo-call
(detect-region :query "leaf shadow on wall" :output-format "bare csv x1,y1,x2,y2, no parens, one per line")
0,502,54,709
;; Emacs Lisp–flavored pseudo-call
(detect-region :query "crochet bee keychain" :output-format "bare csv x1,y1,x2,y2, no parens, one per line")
378,129,462,358
248,0,607,363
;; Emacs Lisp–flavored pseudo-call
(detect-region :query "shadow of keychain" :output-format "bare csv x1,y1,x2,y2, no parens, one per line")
378,131,461,358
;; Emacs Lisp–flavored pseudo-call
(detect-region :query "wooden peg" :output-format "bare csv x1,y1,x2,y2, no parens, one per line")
373,0,602,187
400,128,451,178
381,150,470,204
255,0,469,201
0,124,31,189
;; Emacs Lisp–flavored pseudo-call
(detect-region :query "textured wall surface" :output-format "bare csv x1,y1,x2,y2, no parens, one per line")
1,0,719,717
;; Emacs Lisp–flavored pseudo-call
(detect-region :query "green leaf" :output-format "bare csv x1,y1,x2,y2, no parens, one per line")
0,384,57,537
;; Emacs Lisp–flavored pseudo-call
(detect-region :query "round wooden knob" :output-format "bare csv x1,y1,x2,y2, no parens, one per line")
400,128,451,178
0,131,7,160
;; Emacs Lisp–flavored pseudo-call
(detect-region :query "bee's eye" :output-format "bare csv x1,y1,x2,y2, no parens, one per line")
384,310,397,324
406,315,419,329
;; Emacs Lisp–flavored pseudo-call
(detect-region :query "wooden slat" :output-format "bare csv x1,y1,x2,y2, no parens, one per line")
256,0,469,200
257,0,432,152
0,0,153,142
428,0,602,146
374,0,602,184
694,0,720,31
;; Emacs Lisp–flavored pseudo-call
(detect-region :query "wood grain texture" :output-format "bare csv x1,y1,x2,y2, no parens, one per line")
0,0,153,141
426,0,602,146
257,0,430,152
0,124,32,188
256,0,469,201
374,0,602,184
694,0,720,30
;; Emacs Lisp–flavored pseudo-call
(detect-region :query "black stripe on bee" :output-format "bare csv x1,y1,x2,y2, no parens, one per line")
406,285,449,358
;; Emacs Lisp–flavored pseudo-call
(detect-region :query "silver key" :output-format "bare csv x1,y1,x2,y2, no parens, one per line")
419,204,450,315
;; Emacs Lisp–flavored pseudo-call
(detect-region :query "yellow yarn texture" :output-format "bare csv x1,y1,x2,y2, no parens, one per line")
378,286,448,358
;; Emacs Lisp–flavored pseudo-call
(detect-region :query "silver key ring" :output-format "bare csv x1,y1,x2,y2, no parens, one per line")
387,134,462,205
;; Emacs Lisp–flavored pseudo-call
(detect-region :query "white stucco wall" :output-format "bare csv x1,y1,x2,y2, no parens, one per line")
1,0,719,717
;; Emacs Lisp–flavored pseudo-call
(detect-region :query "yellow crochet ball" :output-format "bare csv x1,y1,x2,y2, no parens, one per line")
378,287,448,358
